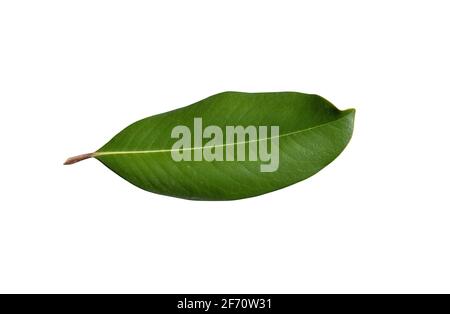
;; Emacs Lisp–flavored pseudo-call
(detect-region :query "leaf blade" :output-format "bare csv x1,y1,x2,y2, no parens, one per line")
91,92,355,200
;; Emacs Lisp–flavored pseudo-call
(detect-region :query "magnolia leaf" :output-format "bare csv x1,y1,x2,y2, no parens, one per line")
65,92,355,200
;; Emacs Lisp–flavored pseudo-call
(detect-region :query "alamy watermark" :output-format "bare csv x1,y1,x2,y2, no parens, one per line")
171,118,279,172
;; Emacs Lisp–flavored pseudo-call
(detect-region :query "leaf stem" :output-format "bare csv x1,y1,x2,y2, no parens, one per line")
64,152,94,165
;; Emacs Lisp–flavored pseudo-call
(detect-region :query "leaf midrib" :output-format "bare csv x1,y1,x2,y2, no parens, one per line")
95,110,354,157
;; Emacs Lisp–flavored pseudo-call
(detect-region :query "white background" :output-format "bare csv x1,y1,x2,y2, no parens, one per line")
0,1,449,293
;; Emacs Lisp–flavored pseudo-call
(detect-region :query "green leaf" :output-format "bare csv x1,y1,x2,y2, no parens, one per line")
65,92,355,200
